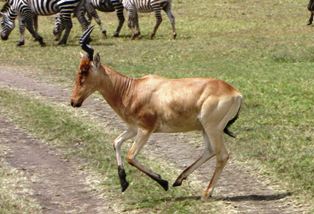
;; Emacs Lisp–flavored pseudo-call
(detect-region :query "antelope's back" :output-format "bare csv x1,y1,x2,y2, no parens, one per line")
132,76,240,132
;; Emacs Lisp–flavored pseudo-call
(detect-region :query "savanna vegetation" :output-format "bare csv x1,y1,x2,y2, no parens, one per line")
0,0,313,212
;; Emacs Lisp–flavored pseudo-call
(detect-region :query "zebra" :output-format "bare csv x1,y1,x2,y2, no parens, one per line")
0,0,84,46
0,2,39,46
54,0,124,38
121,0,176,39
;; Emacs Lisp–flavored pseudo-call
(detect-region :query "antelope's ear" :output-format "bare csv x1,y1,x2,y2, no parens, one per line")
0,12,3,17
92,53,101,69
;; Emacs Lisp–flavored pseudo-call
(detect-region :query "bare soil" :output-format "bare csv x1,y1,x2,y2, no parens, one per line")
0,66,311,213
0,116,117,214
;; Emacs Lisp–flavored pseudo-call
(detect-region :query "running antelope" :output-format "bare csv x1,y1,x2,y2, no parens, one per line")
71,27,243,199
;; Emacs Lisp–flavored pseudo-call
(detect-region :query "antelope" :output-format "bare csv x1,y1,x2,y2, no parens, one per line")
70,26,243,199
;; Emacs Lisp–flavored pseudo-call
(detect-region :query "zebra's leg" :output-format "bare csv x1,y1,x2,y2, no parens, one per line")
33,14,38,32
150,5,162,39
75,4,90,32
128,10,140,39
163,3,176,39
53,14,64,41
308,12,313,25
87,6,107,38
113,2,125,37
23,17,46,47
86,11,92,23
17,17,25,46
58,14,73,45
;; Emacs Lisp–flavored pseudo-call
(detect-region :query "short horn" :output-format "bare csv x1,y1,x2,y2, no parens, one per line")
80,26,94,60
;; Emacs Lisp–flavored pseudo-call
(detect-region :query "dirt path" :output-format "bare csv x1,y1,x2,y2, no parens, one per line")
0,117,114,214
0,118,116,213
0,66,310,213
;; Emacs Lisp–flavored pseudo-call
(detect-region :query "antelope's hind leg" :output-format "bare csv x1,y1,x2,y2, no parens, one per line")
173,130,215,187
202,130,229,200
126,129,169,191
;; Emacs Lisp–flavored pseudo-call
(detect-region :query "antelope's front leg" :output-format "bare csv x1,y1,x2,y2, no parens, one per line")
126,129,169,191
113,128,137,192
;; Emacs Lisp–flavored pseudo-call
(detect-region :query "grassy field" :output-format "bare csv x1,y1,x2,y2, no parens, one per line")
0,0,313,207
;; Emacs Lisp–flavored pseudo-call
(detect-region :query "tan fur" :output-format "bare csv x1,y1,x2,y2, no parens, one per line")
71,54,243,199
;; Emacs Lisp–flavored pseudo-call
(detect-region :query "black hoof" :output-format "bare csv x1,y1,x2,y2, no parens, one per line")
102,30,107,38
118,166,129,192
17,41,25,46
120,180,129,192
113,32,119,37
157,179,169,191
172,180,182,187
58,42,66,46
131,33,141,40
40,42,46,47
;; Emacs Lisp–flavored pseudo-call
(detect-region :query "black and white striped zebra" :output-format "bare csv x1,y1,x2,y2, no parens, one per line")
0,0,84,46
0,2,39,46
121,0,176,39
55,0,124,38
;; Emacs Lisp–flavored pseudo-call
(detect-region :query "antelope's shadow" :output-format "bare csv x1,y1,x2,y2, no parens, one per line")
156,192,292,203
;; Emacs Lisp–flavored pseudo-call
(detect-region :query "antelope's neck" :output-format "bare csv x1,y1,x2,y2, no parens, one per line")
97,66,134,117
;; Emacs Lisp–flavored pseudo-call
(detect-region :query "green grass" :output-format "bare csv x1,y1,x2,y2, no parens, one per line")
0,88,226,213
0,0,313,204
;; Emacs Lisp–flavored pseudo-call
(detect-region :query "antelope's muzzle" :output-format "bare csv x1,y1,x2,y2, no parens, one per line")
70,100,82,108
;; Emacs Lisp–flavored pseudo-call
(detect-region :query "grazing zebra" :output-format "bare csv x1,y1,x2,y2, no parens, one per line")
308,0,314,25
0,0,84,46
121,0,176,39
55,0,124,38
0,2,39,46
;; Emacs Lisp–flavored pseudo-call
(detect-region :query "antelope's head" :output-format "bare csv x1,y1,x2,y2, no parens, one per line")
71,26,102,108
0,12,15,40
